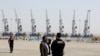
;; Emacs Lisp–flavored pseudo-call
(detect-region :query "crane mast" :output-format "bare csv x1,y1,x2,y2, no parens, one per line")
59,10,64,33
46,10,51,34
30,9,36,33
14,9,22,33
72,10,77,36
84,10,91,37
2,10,9,32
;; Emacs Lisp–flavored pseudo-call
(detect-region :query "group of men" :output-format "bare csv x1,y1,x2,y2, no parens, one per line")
7,32,65,56
40,33,65,56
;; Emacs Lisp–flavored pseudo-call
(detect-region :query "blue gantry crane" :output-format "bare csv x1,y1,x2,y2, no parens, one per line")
2,10,10,38
83,10,91,38
71,10,78,37
44,10,55,37
14,9,23,37
59,10,68,37
30,10,38,37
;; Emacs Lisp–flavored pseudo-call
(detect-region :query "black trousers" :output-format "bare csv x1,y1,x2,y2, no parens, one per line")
9,45,13,53
10,47,13,52
52,54,63,56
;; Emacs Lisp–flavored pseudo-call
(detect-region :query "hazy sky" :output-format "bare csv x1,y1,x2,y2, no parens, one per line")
0,0,100,34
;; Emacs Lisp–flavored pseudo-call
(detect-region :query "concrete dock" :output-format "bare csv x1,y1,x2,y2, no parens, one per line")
0,40,100,56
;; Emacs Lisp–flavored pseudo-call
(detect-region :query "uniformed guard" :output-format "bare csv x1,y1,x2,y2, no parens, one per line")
51,33,65,56
8,32,14,53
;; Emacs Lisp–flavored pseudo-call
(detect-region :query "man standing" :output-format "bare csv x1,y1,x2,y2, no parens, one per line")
8,32,14,53
40,36,49,56
51,33,65,56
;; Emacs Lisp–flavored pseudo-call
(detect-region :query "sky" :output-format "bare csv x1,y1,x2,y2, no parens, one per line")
0,0,100,34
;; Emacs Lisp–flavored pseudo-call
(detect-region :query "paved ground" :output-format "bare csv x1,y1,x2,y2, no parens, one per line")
0,40,100,56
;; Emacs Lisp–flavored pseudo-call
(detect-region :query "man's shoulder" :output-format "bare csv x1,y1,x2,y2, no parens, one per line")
59,39,64,42
40,41,44,45
56,39,65,44
52,40,57,43
41,41,45,44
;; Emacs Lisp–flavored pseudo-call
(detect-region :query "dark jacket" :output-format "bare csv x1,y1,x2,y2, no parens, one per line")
51,39,65,56
40,41,48,56
8,37,14,48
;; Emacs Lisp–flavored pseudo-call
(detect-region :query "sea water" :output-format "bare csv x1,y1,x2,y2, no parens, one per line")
30,36,42,41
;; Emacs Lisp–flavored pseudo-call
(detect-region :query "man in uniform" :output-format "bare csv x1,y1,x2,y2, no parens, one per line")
8,32,14,53
51,33,65,56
